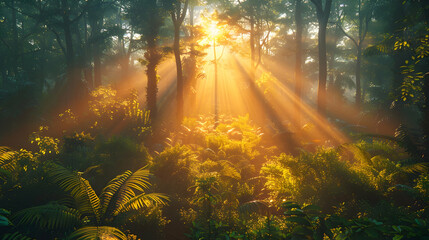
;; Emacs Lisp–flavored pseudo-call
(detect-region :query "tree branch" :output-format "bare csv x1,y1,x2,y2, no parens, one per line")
337,23,359,48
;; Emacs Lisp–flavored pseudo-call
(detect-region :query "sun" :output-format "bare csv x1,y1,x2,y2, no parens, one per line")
208,22,221,40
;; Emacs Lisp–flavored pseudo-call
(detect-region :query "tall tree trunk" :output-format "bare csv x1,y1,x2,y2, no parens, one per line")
11,0,19,77
355,46,362,108
250,14,256,80
186,4,197,116
146,38,160,121
62,0,80,108
422,73,429,162
294,0,303,124
91,16,102,87
311,0,332,116
317,22,328,115
174,23,184,123
171,1,188,124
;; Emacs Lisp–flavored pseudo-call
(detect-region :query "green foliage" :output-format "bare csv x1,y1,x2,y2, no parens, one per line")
29,126,59,156
49,163,168,226
11,203,82,238
66,226,127,240
262,148,374,212
87,86,151,140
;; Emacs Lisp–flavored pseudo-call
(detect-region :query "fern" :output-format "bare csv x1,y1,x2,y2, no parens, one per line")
1,232,34,240
66,226,127,240
99,170,133,219
115,192,169,214
113,167,151,212
48,164,100,224
10,203,82,236
0,147,16,172
238,200,269,216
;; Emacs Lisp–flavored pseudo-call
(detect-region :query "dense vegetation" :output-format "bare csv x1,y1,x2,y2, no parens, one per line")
1,0,428,239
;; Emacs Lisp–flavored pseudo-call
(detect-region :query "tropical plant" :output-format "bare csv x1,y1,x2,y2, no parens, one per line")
4,163,168,239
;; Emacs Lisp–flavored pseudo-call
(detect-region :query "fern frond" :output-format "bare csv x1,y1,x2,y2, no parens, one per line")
99,170,133,219
10,203,82,235
114,168,151,210
340,144,372,165
238,200,269,216
0,147,17,172
48,164,100,224
401,162,429,174
1,232,34,240
66,226,127,240
114,193,169,215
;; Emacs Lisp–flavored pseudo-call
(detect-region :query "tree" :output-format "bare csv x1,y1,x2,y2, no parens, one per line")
127,0,166,121
164,0,189,124
310,0,333,115
294,0,304,124
338,0,374,109
219,0,280,80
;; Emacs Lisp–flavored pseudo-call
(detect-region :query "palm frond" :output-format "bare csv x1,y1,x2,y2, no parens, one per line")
114,193,169,215
48,164,100,223
0,147,17,172
238,200,269,216
10,203,82,235
401,162,429,174
66,226,127,240
114,167,151,210
99,170,133,219
340,144,372,165
1,232,34,240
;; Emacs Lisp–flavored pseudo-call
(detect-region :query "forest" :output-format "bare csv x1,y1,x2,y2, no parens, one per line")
0,0,428,239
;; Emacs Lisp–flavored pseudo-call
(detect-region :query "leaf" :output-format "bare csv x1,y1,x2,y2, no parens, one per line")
286,216,311,226
0,147,17,172
284,210,305,216
1,232,34,240
415,218,426,226
66,226,127,240
0,215,11,226
292,225,313,236
303,205,321,213
48,164,100,223
282,202,301,210
115,193,169,215
238,200,268,216
99,170,133,219
11,203,82,235
393,235,404,240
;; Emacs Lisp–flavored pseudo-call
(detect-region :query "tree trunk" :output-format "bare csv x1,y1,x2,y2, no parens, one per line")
250,14,256,80
90,15,102,87
317,21,328,116
146,38,159,121
311,0,332,116
11,0,19,77
174,22,184,124
355,46,362,108
422,73,429,162
294,0,303,124
62,0,81,108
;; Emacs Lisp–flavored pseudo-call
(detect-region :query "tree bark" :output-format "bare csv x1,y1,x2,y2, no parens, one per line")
174,23,184,123
317,23,328,115
294,0,303,124
355,46,362,108
171,0,188,124
11,0,19,77
89,3,103,88
250,14,256,80
311,0,332,116
61,0,81,108
146,38,160,121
